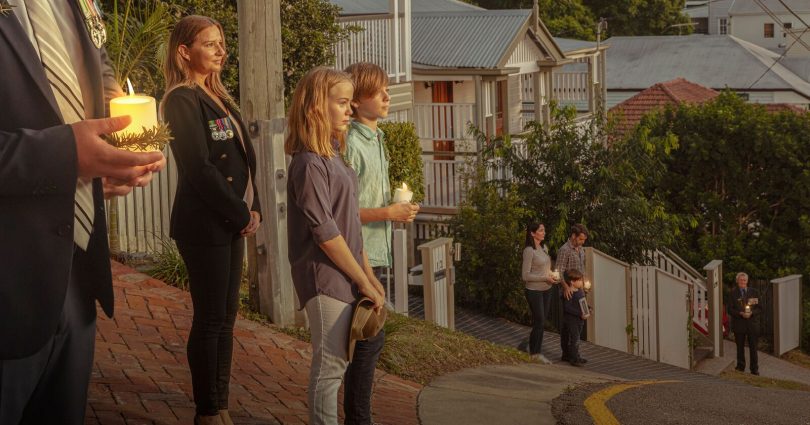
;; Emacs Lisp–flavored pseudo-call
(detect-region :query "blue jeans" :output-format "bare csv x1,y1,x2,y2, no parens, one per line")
524,288,551,355
343,267,386,425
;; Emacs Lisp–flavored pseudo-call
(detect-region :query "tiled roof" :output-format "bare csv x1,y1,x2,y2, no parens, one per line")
609,78,808,136
609,78,718,136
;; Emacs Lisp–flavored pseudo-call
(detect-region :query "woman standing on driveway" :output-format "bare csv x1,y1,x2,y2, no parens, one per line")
161,15,261,425
522,223,559,364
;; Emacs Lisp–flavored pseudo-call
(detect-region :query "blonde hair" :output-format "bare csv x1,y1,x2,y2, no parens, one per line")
161,15,235,112
285,67,353,157
344,62,388,114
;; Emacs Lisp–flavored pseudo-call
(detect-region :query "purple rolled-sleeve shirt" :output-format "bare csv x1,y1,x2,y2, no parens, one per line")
287,148,363,308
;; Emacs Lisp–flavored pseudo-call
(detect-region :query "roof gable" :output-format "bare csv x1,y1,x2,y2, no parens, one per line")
412,10,532,68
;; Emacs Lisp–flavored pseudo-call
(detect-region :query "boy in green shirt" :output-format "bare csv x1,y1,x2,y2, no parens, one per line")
343,62,419,424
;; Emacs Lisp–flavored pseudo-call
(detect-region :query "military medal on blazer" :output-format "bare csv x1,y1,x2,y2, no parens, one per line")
77,0,106,48
208,117,235,141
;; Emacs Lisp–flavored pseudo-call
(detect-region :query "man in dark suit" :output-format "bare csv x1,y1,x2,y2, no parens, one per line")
0,1,165,423
729,272,762,375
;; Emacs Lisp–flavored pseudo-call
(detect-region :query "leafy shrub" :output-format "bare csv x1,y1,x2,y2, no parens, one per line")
380,121,425,203
450,159,530,323
147,239,188,289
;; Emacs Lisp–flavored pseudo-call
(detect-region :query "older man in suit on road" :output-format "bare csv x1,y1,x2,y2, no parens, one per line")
0,1,165,423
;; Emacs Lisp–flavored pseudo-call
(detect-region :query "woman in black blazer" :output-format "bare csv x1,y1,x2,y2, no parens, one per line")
161,16,260,425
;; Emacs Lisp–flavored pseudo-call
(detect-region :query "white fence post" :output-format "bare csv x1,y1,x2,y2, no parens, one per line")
393,228,409,315
772,274,803,355
418,237,455,329
703,260,724,358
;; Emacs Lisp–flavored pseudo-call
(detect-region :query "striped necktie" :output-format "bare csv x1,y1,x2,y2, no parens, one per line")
25,0,95,250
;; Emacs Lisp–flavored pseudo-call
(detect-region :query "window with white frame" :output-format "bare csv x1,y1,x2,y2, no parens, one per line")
718,18,728,35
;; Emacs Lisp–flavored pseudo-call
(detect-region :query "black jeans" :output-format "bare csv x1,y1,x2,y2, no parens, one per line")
735,328,759,373
525,288,551,355
178,238,244,416
344,267,387,425
561,314,584,362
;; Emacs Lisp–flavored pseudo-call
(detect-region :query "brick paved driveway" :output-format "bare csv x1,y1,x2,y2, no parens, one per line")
85,261,420,425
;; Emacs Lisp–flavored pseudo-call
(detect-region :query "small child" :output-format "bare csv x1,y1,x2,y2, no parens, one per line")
560,269,590,366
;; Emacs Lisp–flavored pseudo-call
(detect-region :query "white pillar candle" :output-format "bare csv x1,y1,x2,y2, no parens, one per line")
109,79,158,151
392,182,413,203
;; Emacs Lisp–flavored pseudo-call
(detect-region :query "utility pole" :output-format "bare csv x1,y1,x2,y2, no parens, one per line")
238,0,299,326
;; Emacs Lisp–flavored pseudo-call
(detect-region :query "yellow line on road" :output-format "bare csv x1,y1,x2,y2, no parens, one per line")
584,380,679,425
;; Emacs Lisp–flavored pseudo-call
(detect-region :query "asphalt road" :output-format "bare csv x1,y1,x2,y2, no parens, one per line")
553,380,810,425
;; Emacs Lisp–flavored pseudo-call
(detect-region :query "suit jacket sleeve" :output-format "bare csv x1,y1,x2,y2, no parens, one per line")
164,90,251,231
0,125,78,197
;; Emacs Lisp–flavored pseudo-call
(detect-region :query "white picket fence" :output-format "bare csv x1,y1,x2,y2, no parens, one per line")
585,247,707,369
106,148,177,254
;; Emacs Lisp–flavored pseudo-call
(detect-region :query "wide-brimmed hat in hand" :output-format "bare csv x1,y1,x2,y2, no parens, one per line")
348,297,387,361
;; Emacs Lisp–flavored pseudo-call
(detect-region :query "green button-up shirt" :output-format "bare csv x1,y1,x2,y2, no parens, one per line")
345,121,392,267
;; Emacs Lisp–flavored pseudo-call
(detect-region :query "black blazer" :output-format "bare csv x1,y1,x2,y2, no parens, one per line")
0,2,115,359
163,86,261,245
728,286,762,332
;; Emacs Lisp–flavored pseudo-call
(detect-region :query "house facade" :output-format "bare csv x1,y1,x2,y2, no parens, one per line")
605,35,810,108
330,0,607,217
331,0,415,122
728,0,810,57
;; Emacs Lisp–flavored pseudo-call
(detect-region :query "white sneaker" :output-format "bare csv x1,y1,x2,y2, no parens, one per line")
531,354,552,365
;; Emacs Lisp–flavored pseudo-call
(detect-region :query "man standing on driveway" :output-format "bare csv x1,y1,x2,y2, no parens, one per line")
0,1,165,423
554,223,588,363
729,272,761,375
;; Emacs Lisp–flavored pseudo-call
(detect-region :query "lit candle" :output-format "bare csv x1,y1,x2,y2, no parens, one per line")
744,305,751,314
109,79,158,151
392,182,413,203
550,270,560,281
584,280,592,291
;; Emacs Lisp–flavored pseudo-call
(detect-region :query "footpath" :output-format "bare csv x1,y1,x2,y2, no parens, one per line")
88,261,810,424
86,261,419,425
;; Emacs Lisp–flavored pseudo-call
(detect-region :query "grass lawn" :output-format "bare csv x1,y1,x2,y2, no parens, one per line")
720,365,810,392
781,349,810,371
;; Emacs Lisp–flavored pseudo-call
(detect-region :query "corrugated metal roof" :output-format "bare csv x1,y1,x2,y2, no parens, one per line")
605,35,810,98
412,10,531,68
729,0,810,15
553,37,598,53
330,0,481,16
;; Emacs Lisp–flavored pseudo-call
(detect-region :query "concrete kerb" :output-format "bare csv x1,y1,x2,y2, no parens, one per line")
417,364,620,425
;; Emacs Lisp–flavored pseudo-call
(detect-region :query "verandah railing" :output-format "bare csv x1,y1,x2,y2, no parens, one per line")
334,11,410,82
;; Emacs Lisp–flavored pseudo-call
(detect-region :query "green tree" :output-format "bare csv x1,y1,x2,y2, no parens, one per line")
464,0,596,40
451,107,681,321
582,0,692,36
634,92,810,351
634,92,810,283
281,0,357,105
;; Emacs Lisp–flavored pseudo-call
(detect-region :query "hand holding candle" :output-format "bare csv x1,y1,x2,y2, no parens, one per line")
392,182,413,204
584,279,592,291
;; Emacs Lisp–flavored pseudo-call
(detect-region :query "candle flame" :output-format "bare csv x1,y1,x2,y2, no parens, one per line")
126,78,135,96
401,183,408,190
